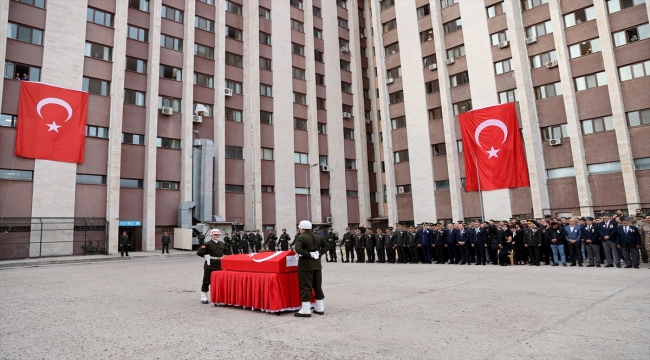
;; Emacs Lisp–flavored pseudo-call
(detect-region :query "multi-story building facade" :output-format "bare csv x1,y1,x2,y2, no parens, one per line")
0,0,648,255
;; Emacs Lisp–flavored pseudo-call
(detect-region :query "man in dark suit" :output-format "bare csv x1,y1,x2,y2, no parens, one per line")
445,223,459,264
161,231,171,254
598,212,620,267
471,222,487,265
582,217,600,267
457,224,470,265
546,222,567,266
418,223,434,264
617,216,641,268
524,222,543,266
564,218,583,267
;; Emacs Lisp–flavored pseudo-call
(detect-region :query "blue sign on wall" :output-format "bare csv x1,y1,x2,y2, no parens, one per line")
118,220,142,226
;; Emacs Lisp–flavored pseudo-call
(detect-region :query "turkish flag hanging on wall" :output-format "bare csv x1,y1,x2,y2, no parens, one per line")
459,103,529,191
15,82,88,163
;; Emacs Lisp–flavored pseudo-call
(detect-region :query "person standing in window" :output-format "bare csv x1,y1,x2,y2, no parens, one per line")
161,231,170,254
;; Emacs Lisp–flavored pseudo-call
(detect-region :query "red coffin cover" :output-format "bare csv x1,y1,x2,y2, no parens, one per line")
221,251,299,273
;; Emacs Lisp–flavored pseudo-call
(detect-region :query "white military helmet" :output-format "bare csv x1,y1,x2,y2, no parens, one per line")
210,229,221,235
298,220,312,230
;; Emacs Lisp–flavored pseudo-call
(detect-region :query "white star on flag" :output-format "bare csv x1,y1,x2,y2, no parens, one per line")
46,121,62,133
486,146,500,158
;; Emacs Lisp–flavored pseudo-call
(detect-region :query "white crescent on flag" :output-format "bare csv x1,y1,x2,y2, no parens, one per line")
248,251,284,263
474,119,508,147
36,98,73,122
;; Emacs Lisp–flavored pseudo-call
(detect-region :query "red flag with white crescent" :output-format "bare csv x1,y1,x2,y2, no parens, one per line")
15,82,88,163
459,103,529,191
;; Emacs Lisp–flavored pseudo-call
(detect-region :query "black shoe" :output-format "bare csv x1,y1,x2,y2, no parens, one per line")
475,263,481,265
605,264,613,268
578,263,583,267
294,312,311,318
313,310,324,315
643,260,648,263
570,263,576,267
596,264,601,267
563,263,567,267
634,266,639,269
529,263,535,266
545,262,550,265
625,265,632,268
201,300,209,304
536,263,540,266
586,264,595,267
552,263,559,266
616,264,621,268
166,252,169,254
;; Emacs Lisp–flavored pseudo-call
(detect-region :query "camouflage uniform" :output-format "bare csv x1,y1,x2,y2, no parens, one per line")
637,222,650,263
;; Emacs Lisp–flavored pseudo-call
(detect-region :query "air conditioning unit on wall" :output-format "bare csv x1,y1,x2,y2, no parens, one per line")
321,165,330,172
498,40,509,49
386,78,394,84
161,106,173,115
397,186,405,194
192,115,202,123
525,36,537,45
325,217,333,223
225,88,233,97
546,60,558,68
446,58,455,65
428,64,437,71
549,138,562,146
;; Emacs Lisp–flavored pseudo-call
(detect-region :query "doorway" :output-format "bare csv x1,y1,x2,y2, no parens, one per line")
118,226,142,251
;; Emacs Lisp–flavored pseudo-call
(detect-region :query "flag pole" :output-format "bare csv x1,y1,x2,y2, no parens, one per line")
472,152,485,222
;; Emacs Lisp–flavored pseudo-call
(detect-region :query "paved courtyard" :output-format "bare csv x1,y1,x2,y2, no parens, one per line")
1,257,649,359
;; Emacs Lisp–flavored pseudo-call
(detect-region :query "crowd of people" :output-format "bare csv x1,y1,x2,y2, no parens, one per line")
218,209,650,269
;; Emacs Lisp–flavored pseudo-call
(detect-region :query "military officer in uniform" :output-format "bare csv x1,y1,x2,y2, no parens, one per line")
385,227,396,263
197,229,229,304
327,229,339,262
375,228,386,263
253,230,263,253
353,228,365,263
433,223,446,264
419,223,434,264
395,224,406,264
637,215,650,265
278,228,291,251
240,230,249,254
342,227,354,263
231,231,241,254
294,220,329,317
364,228,376,263
407,225,419,264
266,229,278,251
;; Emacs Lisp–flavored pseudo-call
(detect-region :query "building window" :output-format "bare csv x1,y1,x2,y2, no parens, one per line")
429,108,443,121
423,54,436,68
450,71,470,87
314,50,324,62
342,104,353,113
457,140,463,153
86,125,108,138
87,7,114,27
255,6,270,20
315,74,325,85
292,67,306,80
338,17,348,29
574,72,606,91
82,77,110,96
613,24,650,47
491,30,509,46
295,187,310,195
259,57,272,71
366,133,373,143
225,26,243,41
0,114,17,128
447,44,465,59
120,179,143,188
435,180,450,190
540,124,567,141
259,31,271,45
443,18,462,34
16,0,45,8
292,43,305,56
290,19,304,33
339,38,350,52
225,146,243,159
122,133,145,145
160,34,183,51
389,91,404,104
159,64,182,81
564,6,595,28
225,1,242,15
261,186,274,193
627,108,650,127
345,191,358,197
425,80,440,94
193,103,213,117
294,152,309,164
380,0,395,11
547,167,575,179
225,185,244,193
634,157,650,170
487,2,504,18
294,118,308,131
526,20,553,38
159,96,180,112
521,0,548,11
156,181,179,189
337,0,347,9
495,58,512,75
345,159,357,170
498,89,519,104
420,29,434,43
260,84,273,97
126,57,147,73
226,108,243,123
4,61,40,81
198,0,214,5
317,123,327,134
619,60,650,81
341,82,353,94
261,148,274,160
314,27,323,39
394,150,409,163
290,0,303,10
127,25,148,42
608,0,646,14
157,137,180,149
382,19,397,33
260,111,273,124
7,22,43,45
195,16,215,32
416,4,430,18
84,42,112,61
128,0,149,12
125,90,147,107
530,50,557,69
569,38,601,59
534,82,562,100
587,161,622,175
343,128,355,139
320,156,328,166
363,89,370,99
432,143,446,157
225,79,243,94
453,100,472,115
397,184,412,193
194,72,214,88
316,98,326,109
340,60,351,72
581,116,614,135
196,44,216,60
386,66,402,79
385,42,400,56
161,5,183,23
293,92,307,105
77,174,106,185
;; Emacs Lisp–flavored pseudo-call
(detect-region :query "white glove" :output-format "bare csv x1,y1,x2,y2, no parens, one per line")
204,254,211,265
311,251,319,259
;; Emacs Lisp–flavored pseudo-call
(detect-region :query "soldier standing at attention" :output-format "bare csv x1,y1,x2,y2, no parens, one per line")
266,229,278,251
638,215,650,266
385,227,396,263
278,228,291,251
231,231,240,254
433,224,446,264
294,220,329,317
241,230,250,254
342,227,354,263
375,228,386,263
395,224,406,264
327,229,339,262
353,228,365,263
197,229,229,304
223,232,231,254
254,230,263,253
406,225,418,264
364,228,376,263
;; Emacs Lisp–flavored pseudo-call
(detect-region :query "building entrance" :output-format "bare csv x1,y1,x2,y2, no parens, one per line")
118,224,142,251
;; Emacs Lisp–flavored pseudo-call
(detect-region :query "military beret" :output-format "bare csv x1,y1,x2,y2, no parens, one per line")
409,225,415,228
602,211,612,216
620,216,630,221
585,217,594,221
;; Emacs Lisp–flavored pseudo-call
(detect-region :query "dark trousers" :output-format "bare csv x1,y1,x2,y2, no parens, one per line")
541,244,552,264
409,246,419,263
386,247,395,263
434,245,445,263
585,243,601,265
161,244,169,253
242,244,249,254
515,245,527,262
403,246,411,263
447,245,457,263
421,245,432,263
527,246,541,265
298,270,324,302
355,248,365,262
499,246,513,265
567,241,583,264
474,244,486,264
621,245,640,267
119,245,129,257
232,247,239,254
376,246,385,262
254,244,261,253
459,244,470,263
328,244,336,260
490,248,499,264
396,246,406,263
269,243,276,251
366,246,375,262
201,268,218,292
345,245,354,261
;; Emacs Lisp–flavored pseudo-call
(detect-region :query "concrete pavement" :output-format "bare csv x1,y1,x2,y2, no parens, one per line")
0,249,194,269
0,258,648,359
